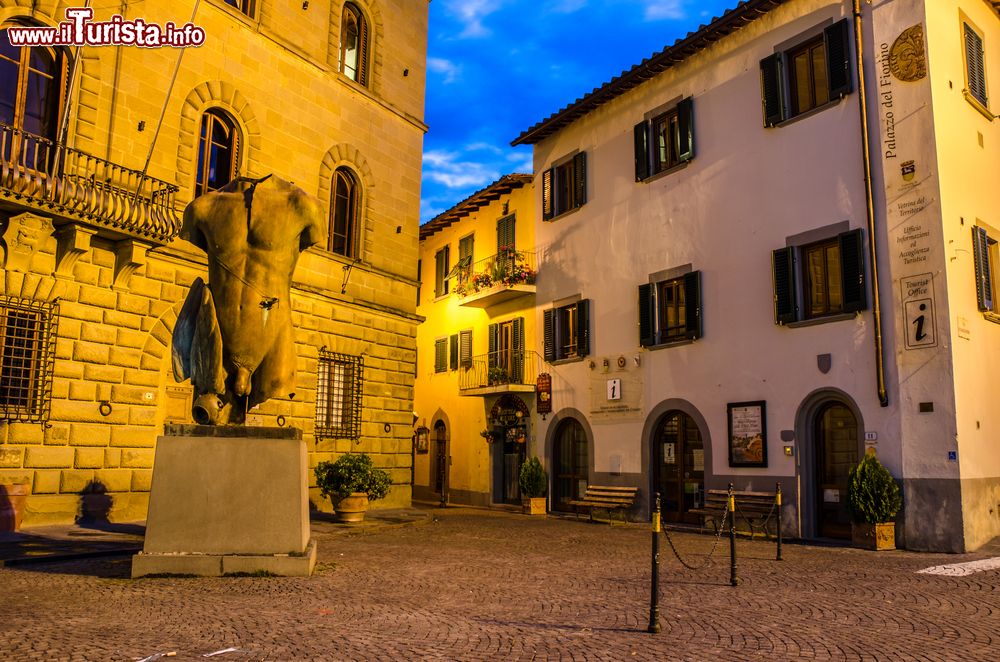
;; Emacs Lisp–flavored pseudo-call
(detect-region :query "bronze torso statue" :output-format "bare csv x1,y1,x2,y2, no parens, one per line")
172,175,323,425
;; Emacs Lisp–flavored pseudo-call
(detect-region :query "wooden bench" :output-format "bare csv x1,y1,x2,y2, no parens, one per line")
689,488,782,539
566,486,639,525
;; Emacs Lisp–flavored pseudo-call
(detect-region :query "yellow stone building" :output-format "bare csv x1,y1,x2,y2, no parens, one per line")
0,0,428,525
413,174,540,508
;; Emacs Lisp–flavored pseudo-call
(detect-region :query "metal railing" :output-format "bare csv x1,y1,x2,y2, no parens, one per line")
0,122,181,242
458,350,539,391
454,249,537,298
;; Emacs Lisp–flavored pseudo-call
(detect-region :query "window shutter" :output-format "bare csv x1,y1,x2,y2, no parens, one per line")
825,19,852,98
358,12,370,87
449,334,458,371
443,245,450,294
638,283,654,347
677,97,695,163
576,298,591,357
973,226,993,311
542,168,553,221
838,228,867,313
497,215,515,252
512,317,524,382
459,330,473,367
772,246,797,324
965,25,987,106
543,308,556,362
634,121,650,181
488,323,499,367
684,271,702,340
434,338,447,373
434,251,444,298
573,151,587,208
760,52,786,127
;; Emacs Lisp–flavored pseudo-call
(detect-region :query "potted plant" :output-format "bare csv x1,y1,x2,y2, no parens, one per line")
314,453,392,524
519,457,547,516
847,452,902,550
0,477,30,532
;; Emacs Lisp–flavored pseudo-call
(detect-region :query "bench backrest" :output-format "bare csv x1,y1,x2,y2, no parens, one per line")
584,486,639,503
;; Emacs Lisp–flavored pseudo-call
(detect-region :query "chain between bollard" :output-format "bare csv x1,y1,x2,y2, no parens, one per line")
659,501,729,571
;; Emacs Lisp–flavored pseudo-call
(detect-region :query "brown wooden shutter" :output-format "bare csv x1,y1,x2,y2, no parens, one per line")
973,226,993,311
459,330,473,367
838,228,867,313
634,121,650,181
638,283,654,347
825,19,853,99
684,271,702,339
677,97,695,163
965,24,987,106
449,334,458,371
760,52,786,127
543,309,555,362
576,299,591,357
434,338,447,373
772,247,797,324
542,168,553,220
573,151,587,208
358,12,369,87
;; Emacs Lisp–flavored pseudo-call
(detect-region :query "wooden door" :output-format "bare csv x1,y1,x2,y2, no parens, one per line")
655,411,705,524
815,403,858,539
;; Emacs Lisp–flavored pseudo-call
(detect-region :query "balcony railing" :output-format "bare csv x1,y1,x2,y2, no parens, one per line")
455,248,536,307
458,349,539,394
0,122,181,243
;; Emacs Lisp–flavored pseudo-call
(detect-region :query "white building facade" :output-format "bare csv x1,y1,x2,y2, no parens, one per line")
514,0,999,552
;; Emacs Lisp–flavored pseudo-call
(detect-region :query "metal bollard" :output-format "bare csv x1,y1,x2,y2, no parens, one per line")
728,483,739,587
647,492,662,634
776,482,783,561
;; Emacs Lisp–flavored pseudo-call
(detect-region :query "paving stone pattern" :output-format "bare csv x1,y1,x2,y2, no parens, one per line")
1,508,998,661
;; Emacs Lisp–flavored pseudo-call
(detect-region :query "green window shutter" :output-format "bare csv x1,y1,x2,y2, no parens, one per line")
512,317,524,382
760,52,786,127
772,247,797,324
434,338,447,373
838,228,867,313
965,25,987,106
677,97,695,163
684,271,702,340
459,235,474,262
634,121,650,181
825,19,853,98
573,151,587,208
576,298,591,357
434,250,443,298
638,283,654,347
459,330,473,367
488,323,499,367
973,226,993,311
443,246,450,294
543,308,556,362
542,168,554,220
449,334,459,371
497,215,515,252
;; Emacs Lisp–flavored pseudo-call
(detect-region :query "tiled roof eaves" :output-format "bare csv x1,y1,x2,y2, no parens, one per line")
511,0,789,146
419,173,533,240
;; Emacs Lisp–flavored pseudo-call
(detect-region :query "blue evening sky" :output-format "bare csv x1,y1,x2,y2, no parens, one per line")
420,0,736,223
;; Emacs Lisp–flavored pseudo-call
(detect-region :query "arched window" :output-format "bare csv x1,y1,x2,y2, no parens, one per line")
340,3,368,85
196,109,239,196
0,21,67,161
329,167,359,257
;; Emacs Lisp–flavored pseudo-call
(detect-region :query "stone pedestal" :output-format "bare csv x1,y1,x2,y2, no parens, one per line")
132,425,316,578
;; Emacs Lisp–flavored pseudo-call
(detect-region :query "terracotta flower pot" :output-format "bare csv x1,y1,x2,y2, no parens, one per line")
0,483,30,532
334,492,370,523
852,522,896,550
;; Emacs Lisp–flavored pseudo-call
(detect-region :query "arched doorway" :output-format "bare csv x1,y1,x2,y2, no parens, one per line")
552,418,588,512
433,420,447,499
652,411,705,523
814,402,859,539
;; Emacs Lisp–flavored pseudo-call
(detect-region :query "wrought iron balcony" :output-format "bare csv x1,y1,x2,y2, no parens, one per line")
458,349,539,396
454,248,536,308
0,122,180,243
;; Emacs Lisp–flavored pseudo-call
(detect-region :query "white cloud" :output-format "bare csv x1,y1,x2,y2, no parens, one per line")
423,149,500,189
643,0,686,21
465,142,505,155
427,57,460,83
444,0,503,38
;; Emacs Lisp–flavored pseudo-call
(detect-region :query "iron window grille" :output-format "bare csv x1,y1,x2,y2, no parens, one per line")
315,349,363,440
1,296,58,423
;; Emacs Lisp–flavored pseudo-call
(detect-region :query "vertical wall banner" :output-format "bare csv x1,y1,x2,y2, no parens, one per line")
536,373,552,416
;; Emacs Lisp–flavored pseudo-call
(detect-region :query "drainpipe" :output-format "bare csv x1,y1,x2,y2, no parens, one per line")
853,0,889,407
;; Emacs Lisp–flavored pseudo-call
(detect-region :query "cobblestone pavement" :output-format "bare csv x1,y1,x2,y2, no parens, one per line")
1,507,998,661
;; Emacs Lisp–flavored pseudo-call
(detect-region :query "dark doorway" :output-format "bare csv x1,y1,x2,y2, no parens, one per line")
814,402,858,539
653,411,705,524
433,420,447,497
552,418,588,512
489,395,528,505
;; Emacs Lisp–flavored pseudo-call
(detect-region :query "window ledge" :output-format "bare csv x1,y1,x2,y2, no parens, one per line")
769,95,846,129
643,337,695,351
550,356,585,366
785,312,856,328
546,205,583,223
983,312,1000,326
639,160,691,184
433,294,451,302
963,91,994,121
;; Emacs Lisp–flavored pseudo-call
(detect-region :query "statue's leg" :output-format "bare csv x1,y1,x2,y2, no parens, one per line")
248,315,297,411
190,286,230,425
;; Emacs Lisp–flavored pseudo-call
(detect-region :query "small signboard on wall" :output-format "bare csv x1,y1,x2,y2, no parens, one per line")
607,378,621,401
727,401,767,468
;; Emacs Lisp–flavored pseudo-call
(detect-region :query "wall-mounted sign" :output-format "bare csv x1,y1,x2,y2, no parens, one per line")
727,401,767,468
901,273,937,349
536,373,552,415
415,427,429,454
606,378,621,401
